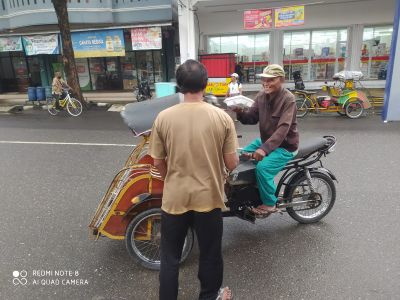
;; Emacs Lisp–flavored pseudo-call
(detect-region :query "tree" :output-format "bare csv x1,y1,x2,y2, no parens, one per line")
51,0,86,106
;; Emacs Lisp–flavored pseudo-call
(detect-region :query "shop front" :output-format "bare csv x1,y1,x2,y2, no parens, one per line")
0,26,174,93
0,35,61,93
193,0,396,85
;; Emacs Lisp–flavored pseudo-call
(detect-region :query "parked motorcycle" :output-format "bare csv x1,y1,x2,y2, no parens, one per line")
89,94,338,270
133,80,152,102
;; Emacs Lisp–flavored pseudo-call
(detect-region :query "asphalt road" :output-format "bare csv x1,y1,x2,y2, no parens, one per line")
0,108,399,300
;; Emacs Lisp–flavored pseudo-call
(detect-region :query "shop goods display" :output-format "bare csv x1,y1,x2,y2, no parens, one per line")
224,95,255,108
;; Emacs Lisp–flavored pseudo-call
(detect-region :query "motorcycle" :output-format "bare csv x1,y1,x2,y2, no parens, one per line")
89,93,337,270
133,80,152,102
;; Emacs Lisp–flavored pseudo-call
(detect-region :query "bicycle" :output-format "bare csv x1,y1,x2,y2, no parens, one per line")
47,89,83,117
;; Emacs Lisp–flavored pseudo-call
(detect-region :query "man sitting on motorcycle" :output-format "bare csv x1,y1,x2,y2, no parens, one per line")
233,64,299,217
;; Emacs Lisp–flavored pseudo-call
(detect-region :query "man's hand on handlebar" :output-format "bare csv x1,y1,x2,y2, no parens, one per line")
253,149,266,161
239,148,266,162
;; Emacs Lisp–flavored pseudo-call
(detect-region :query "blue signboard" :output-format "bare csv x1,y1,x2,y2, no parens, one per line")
72,29,125,58
22,34,59,55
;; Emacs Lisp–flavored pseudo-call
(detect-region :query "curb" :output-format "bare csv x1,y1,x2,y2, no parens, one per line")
0,101,116,114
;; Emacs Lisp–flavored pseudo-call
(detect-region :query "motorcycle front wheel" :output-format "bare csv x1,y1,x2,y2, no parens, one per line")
286,172,336,224
125,208,194,270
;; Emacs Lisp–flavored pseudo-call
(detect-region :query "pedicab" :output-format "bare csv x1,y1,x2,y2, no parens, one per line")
294,71,371,119
89,92,338,271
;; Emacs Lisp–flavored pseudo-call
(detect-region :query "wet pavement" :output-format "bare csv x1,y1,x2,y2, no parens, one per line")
0,108,399,300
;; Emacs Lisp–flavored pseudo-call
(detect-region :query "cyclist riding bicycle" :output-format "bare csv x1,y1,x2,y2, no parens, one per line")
52,72,71,110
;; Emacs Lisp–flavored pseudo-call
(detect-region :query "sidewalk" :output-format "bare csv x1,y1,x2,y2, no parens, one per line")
0,83,385,111
0,91,135,107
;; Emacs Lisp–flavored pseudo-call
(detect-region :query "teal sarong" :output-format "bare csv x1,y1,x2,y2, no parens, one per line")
242,138,297,206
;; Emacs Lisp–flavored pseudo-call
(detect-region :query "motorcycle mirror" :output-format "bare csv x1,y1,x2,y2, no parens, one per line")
204,94,220,107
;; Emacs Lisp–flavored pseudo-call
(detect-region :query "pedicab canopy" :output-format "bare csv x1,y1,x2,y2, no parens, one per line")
333,71,364,81
121,93,182,136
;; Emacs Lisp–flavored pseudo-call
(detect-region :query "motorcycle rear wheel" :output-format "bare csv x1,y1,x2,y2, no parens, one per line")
286,172,336,224
125,208,194,270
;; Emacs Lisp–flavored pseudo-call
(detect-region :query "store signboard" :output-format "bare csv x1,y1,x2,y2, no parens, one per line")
131,27,162,50
72,30,125,58
0,36,23,52
275,6,305,28
75,59,91,91
22,35,59,55
205,78,230,96
243,9,273,30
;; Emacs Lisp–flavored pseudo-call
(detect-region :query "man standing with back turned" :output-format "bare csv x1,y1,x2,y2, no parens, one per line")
149,60,238,300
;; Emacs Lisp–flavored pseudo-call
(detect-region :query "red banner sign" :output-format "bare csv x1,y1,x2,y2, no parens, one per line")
244,9,273,30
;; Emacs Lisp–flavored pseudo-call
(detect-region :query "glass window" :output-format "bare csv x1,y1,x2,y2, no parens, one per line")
283,31,311,80
361,26,393,79
284,29,347,81
207,33,270,83
136,51,154,84
220,36,237,53
105,57,122,90
254,34,269,62
89,58,106,90
311,30,338,80
26,56,41,86
208,37,221,54
153,50,163,83
121,52,138,90
237,35,254,62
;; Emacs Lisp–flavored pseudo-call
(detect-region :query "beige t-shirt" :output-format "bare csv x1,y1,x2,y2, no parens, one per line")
148,101,238,215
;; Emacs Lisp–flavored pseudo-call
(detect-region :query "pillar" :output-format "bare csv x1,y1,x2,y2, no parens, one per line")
383,0,400,121
178,0,197,63
347,24,364,71
269,30,284,65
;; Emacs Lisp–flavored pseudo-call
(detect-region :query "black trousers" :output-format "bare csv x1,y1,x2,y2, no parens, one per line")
159,208,223,300
52,93,61,109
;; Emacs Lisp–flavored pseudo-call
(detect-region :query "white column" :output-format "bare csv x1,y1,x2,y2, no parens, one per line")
269,30,284,65
347,24,364,71
383,0,400,121
178,0,197,63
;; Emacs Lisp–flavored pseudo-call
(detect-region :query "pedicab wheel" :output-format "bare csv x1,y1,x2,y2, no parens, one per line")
286,172,336,224
295,97,310,118
345,99,364,119
46,97,58,116
125,208,194,270
66,98,83,116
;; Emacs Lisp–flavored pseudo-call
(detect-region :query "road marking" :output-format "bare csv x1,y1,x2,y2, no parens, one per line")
0,141,135,147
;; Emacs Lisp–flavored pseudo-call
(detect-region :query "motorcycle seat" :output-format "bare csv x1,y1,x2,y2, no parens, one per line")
294,137,328,159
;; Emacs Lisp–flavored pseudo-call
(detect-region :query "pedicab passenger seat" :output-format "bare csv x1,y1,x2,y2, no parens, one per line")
293,90,317,95
294,137,328,159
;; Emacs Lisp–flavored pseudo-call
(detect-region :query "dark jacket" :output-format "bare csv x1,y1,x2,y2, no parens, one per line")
237,88,299,154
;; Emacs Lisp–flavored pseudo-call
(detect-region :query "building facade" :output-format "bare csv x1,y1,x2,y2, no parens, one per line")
0,0,178,93
178,0,396,86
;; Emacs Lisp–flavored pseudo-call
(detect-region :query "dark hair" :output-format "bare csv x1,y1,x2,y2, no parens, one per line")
176,59,208,94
